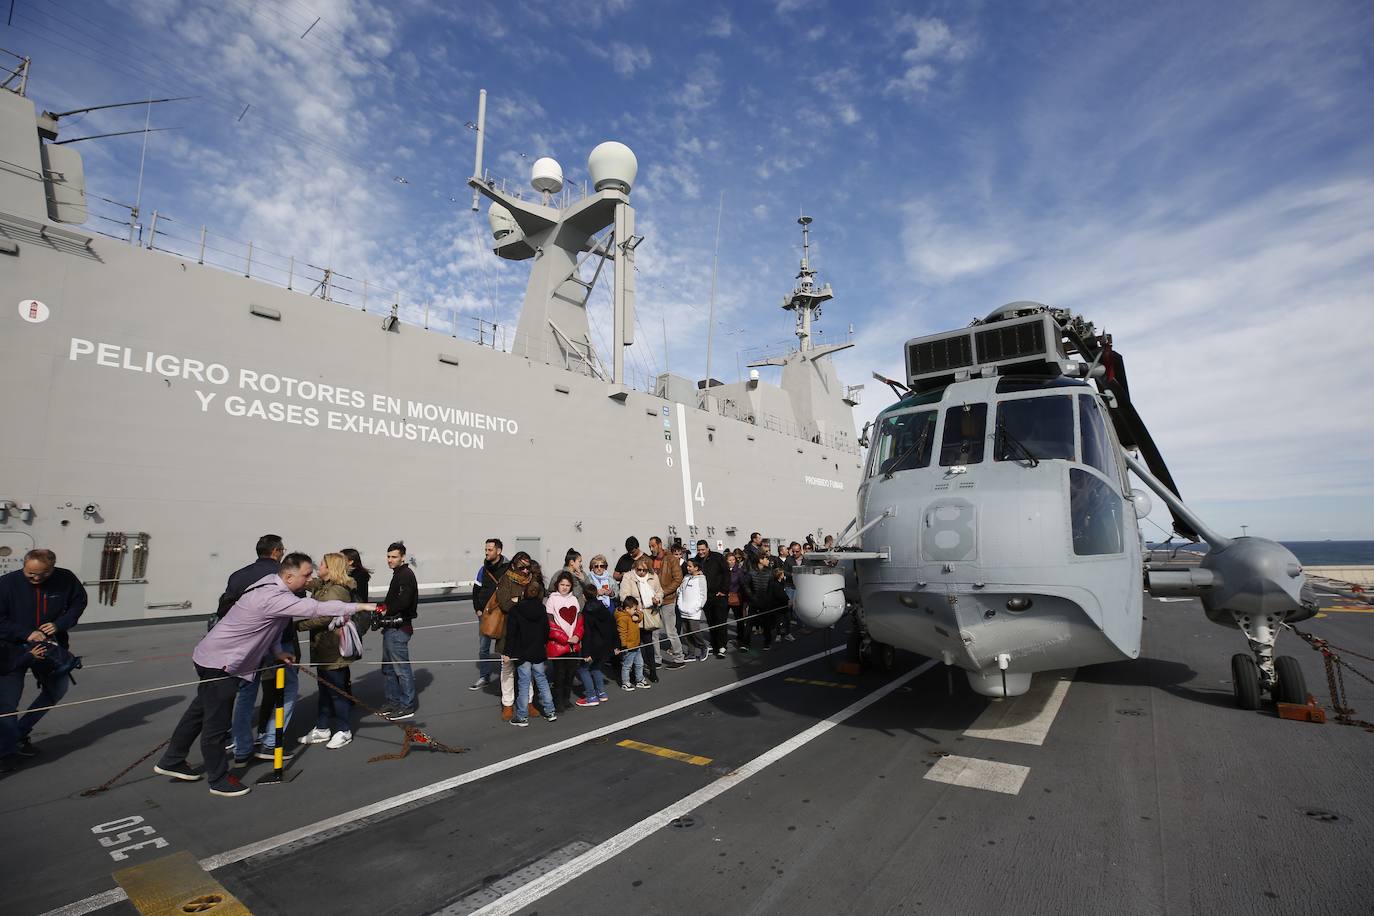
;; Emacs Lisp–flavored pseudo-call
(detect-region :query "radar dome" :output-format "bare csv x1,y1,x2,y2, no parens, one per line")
587,141,638,194
530,157,564,194
488,201,517,241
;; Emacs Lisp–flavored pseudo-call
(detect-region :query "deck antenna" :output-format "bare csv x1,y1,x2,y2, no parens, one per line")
469,89,486,211
131,95,153,243
703,190,723,398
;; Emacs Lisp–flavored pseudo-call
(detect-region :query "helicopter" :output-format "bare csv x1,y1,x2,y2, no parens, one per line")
793,301,1317,708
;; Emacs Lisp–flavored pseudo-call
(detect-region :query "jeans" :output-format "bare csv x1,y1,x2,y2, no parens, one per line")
620,647,645,684
382,627,415,711
0,666,73,755
578,661,606,699
160,663,241,786
314,667,353,732
679,618,707,658
655,602,682,658
478,633,498,681
514,661,553,720
233,665,297,757
258,665,298,749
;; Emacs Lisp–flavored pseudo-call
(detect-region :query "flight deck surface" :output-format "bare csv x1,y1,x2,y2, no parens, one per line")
6,592,1372,916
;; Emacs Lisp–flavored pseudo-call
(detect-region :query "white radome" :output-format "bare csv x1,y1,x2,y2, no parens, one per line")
530,157,564,194
488,201,517,240
587,141,638,194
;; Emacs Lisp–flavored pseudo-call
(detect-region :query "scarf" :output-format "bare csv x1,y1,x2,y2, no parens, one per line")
587,569,614,608
631,571,657,607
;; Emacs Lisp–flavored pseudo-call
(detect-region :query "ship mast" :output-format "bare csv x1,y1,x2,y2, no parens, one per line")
781,215,833,353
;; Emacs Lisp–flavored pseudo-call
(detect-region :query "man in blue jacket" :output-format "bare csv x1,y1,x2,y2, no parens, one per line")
0,548,88,771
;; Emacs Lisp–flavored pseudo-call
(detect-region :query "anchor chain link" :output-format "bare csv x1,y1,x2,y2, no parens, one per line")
1288,625,1374,732
294,663,468,761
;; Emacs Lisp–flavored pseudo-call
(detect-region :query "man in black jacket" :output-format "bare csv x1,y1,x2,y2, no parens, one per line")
0,548,86,770
380,541,419,719
470,538,506,690
694,540,730,658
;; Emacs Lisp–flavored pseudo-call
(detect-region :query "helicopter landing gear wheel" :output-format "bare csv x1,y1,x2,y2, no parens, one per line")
1274,655,1307,706
1231,653,1261,710
865,641,896,673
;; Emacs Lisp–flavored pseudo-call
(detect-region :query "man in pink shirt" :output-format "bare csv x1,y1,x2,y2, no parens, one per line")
153,553,374,797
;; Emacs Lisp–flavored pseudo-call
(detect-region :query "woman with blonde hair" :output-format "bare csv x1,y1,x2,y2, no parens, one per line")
297,552,361,749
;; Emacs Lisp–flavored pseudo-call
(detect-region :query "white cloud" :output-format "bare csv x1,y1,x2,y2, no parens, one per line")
899,202,1019,283
705,12,733,38
886,16,970,99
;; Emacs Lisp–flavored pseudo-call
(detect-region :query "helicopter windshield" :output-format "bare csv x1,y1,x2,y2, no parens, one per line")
1078,394,1115,478
939,403,988,466
993,396,1075,463
869,410,938,477
1070,467,1124,555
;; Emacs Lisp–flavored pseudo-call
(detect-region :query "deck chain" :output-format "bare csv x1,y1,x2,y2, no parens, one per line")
294,664,468,761
1288,626,1374,732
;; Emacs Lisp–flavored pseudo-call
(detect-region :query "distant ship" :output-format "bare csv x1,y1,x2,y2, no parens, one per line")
0,63,864,622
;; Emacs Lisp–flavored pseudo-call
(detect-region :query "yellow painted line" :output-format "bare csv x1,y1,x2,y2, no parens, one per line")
1321,606,1374,614
616,738,713,766
114,851,251,916
784,676,858,689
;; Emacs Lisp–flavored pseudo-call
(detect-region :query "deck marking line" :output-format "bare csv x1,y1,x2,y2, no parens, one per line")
924,755,1030,795
464,659,939,916
784,676,857,689
961,668,1076,746
432,841,592,915
1322,606,1374,613
42,646,844,916
617,739,713,766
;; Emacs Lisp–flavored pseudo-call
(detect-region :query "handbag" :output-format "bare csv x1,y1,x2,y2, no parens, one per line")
479,590,507,639
727,592,741,608
642,604,662,631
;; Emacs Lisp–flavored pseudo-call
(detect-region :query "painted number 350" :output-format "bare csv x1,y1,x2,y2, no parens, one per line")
91,815,169,861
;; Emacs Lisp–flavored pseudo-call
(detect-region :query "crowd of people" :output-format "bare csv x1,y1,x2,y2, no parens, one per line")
0,529,832,793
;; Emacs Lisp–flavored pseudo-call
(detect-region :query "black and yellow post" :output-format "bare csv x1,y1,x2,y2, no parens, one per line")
255,664,299,785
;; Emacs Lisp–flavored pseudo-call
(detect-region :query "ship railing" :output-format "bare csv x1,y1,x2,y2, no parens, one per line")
0,47,30,96
476,168,590,210
81,195,513,350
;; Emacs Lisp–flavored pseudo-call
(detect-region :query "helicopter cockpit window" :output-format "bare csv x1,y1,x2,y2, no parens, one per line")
869,410,938,477
993,396,1075,463
1069,467,1124,556
1078,394,1114,478
939,403,987,466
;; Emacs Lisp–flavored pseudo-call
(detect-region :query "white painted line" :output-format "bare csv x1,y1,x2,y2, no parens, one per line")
961,668,1076,746
468,659,939,916
433,841,593,915
924,755,1030,795
43,646,844,916
676,401,695,528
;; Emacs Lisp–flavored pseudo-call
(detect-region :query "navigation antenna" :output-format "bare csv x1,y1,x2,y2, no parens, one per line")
782,215,833,353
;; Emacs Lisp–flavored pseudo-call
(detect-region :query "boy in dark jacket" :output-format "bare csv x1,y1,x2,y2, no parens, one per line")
502,580,555,726
0,548,87,766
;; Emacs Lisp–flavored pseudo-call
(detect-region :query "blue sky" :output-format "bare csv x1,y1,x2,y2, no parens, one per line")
5,0,1372,539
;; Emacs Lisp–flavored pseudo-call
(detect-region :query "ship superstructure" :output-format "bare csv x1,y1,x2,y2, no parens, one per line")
0,62,862,622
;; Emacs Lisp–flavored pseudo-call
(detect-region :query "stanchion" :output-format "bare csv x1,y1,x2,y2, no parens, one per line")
256,664,300,785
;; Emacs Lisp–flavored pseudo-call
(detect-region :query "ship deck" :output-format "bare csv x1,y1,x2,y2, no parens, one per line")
7,588,1373,916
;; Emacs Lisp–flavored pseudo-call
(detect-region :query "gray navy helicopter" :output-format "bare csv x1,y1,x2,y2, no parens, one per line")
793,301,1318,708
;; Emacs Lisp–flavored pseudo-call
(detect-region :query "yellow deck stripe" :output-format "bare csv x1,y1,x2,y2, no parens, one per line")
616,738,713,766
1320,606,1374,614
784,677,858,689
114,851,251,916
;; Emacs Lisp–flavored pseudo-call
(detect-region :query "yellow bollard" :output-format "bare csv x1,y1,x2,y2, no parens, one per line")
256,663,299,785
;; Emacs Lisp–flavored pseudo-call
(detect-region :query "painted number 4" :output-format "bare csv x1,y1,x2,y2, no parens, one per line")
694,481,705,507
91,815,169,862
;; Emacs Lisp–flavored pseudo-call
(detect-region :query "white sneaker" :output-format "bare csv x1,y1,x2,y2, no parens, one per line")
299,727,331,746
325,730,352,749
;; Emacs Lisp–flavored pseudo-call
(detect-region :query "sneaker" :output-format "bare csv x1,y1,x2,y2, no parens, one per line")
543,711,558,722
469,675,490,690
325,730,352,749
153,761,203,782
386,708,416,721
784,633,797,642
598,693,610,702
621,684,636,691
208,774,251,797
664,660,686,670
298,727,331,745
16,738,39,758
510,718,529,728
254,747,295,762
575,696,600,707
637,681,651,690
231,757,251,769
716,648,727,658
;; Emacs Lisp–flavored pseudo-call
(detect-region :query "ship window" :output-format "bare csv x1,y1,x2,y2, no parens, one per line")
1070,467,1124,556
993,396,1074,463
1078,395,1114,477
939,403,987,466
869,410,938,477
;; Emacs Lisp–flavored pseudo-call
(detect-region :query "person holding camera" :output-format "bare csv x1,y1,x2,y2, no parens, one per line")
376,542,418,721
0,548,87,772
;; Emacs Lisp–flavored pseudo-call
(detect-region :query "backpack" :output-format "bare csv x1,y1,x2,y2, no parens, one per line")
206,581,272,632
